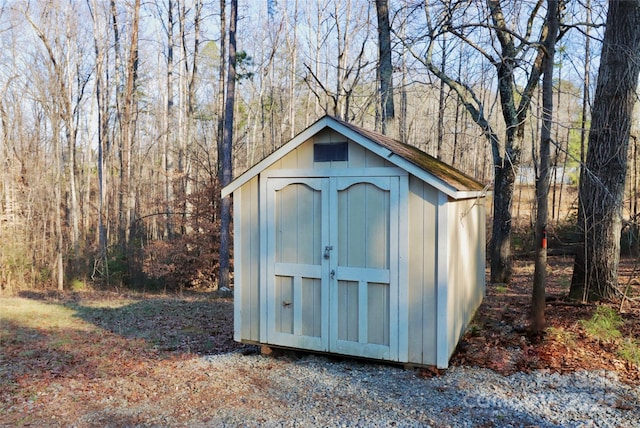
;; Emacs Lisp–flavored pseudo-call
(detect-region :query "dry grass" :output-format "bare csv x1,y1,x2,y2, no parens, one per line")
0,290,247,426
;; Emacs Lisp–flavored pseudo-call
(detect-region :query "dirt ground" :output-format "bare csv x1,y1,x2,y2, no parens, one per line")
451,257,640,384
1,257,639,426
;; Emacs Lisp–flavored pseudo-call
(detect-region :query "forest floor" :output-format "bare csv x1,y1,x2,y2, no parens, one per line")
450,257,640,384
1,256,639,426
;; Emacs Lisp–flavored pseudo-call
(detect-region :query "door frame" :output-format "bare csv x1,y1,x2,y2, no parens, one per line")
259,168,409,361
263,177,329,351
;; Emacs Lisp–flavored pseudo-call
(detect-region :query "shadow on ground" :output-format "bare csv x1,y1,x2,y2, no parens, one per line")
16,290,241,355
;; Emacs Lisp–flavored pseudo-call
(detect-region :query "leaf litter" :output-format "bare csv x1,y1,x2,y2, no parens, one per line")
1,257,638,426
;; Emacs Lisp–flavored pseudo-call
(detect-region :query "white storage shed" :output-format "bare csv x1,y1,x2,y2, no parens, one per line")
222,116,487,368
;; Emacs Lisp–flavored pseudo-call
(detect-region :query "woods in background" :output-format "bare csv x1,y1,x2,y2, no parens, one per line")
0,1,638,306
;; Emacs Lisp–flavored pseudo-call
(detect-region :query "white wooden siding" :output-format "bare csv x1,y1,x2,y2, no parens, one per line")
446,197,486,361
335,181,391,348
235,176,260,343
436,192,450,368
407,177,438,366
265,131,394,173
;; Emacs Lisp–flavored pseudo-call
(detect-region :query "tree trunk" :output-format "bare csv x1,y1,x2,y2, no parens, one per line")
288,0,299,139
54,122,65,291
570,0,640,301
436,35,447,161
532,0,559,335
416,1,554,285
216,0,226,174
375,0,394,135
121,0,141,246
219,0,237,291
88,0,109,257
164,0,175,239
399,6,408,144
490,162,515,284
580,0,591,167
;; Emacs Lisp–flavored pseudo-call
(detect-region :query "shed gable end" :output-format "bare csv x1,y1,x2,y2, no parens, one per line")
265,129,394,172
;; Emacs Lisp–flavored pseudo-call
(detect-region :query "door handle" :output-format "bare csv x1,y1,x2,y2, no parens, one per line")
323,245,333,259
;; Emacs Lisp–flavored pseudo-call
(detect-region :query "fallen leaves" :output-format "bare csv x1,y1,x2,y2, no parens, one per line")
450,257,640,384
1,259,638,426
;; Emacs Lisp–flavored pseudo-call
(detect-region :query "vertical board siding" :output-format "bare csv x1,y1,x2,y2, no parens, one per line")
331,176,399,361
397,175,410,362
338,280,359,341
266,177,328,351
296,140,314,169
478,201,487,304
365,184,390,269
295,184,317,264
364,149,388,167
238,176,260,342
407,177,438,365
349,143,367,167
407,178,424,363
338,183,390,269
422,186,438,365
301,277,322,337
367,282,390,345
339,184,366,267
436,192,450,368
446,198,485,360
269,131,394,172
301,185,323,263
446,201,461,357
276,276,294,334
275,183,321,265
242,125,485,366
234,186,243,342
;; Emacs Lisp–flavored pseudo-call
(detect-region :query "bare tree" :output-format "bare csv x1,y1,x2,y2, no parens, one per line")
570,0,640,301
0,0,620,295
88,0,108,245
286,0,299,139
160,0,176,238
375,0,395,135
406,0,561,284
217,0,226,174
178,0,202,233
27,9,76,255
303,0,373,122
579,0,592,167
219,0,237,291
532,0,560,335
122,0,140,246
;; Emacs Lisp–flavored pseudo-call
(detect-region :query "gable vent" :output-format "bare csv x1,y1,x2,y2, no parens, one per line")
313,142,349,162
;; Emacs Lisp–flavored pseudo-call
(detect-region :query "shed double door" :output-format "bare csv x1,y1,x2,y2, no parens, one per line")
265,175,400,361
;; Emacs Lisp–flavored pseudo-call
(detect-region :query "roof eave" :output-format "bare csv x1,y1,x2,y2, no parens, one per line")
327,120,479,199
221,116,333,197
222,115,486,200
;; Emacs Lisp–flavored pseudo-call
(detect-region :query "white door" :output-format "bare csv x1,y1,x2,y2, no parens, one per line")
265,176,399,360
265,177,330,351
329,176,399,360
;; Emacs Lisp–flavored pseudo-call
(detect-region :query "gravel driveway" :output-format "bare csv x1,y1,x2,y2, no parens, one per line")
77,351,639,427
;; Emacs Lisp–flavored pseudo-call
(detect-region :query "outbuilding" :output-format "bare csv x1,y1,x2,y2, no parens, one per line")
222,115,487,368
